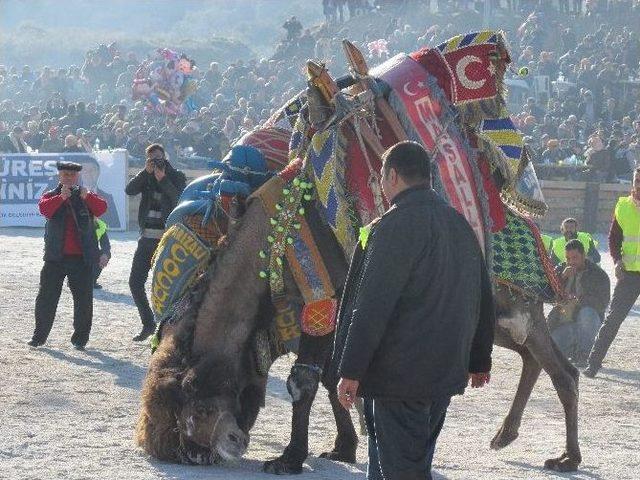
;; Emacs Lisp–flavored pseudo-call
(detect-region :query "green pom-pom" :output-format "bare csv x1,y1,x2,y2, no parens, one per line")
267,235,275,243
259,250,267,259
276,257,283,266
275,203,282,211
293,178,301,186
270,218,277,225
298,207,305,215
283,188,290,195
289,196,296,203
303,194,312,201
259,271,268,279
286,237,294,245
270,271,278,280
293,223,301,230
518,66,529,77
276,226,284,232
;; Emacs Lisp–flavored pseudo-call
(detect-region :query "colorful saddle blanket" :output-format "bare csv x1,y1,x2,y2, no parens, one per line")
492,210,562,301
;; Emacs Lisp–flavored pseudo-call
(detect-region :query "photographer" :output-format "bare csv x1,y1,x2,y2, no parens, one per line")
29,161,107,350
125,143,186,341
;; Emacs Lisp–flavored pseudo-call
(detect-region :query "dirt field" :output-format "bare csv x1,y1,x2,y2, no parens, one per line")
0,228,638,479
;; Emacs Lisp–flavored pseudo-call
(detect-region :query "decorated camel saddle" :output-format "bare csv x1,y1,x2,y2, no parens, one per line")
150,30,562,356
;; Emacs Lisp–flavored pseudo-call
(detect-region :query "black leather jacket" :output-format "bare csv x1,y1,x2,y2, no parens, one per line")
125,162,186,233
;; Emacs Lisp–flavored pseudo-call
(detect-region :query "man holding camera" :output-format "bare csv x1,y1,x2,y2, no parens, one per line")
29,161,107,350
126,143,186,341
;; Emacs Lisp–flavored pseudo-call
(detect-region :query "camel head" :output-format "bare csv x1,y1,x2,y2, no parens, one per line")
177,394,249,461
175,356,251,461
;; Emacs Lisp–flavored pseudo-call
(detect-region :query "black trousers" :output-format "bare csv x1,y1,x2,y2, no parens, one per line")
588,271,640,368
364,396,451,480
33,257,94,346
129,237,160,328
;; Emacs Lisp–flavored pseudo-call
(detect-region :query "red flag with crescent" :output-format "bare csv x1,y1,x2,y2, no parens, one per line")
443,44,497,104
411,44,497,104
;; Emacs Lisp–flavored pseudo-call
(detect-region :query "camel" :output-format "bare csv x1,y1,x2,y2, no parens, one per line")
136,194,358,472
136,32,582,474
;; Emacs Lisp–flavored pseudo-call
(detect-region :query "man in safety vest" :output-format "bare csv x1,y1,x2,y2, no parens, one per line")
550,218,600,265
585,167,640,377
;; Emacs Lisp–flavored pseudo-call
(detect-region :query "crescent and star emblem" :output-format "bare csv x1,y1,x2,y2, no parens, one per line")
402,81,426,97
455,55,487,90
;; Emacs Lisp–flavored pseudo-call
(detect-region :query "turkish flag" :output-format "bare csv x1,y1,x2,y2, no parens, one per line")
443,44,497,104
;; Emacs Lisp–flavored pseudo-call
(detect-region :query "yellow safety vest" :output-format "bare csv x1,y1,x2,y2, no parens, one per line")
541,233,553,252
551,231,595,263
615,196,640,272
95,218,107,241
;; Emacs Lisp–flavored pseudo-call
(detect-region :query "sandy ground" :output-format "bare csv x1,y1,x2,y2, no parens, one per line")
0,228,638,480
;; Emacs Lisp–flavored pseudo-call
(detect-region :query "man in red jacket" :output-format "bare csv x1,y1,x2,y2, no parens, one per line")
29,161,107,350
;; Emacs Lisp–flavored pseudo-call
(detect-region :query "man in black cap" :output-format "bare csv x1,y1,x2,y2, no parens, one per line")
29,161,107,350
126,143,185,341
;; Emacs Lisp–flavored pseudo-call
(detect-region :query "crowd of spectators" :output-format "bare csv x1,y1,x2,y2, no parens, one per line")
2,0,640,182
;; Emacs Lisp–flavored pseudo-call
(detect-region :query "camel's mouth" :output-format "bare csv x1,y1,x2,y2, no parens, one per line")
215,443,246,461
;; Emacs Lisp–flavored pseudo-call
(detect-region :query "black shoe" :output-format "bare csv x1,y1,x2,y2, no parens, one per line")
583,364,600,378
28,339,44,348
133,325,155,342
72,342,86,351
93,283,102,289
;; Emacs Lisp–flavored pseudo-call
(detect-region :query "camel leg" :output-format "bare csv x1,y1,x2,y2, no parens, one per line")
263,333,332,475
525,327,581,472
318,389,358,462
263,364,320,474
491,345,542,450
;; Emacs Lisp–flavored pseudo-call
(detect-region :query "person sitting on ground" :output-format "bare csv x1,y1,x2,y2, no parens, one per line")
547,239,610,366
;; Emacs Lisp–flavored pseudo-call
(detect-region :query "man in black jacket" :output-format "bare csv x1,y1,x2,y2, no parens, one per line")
125,143,186,341
331,141,495,480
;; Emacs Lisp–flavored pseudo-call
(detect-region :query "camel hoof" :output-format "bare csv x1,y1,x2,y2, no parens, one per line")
490,426,519,450
263,456,303,475
544,452,581,472
319,449,356,463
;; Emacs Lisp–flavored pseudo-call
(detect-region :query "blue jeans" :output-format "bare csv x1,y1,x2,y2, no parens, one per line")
364,396,450,480
551,306,601,360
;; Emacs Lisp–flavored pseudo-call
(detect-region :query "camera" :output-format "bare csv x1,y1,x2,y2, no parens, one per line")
69,185,81,196
152,158,165,169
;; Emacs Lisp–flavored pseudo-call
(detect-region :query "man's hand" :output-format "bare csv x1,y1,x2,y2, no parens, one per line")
468,372,491,388
99,254,109,268
337,378,359,410
79,187,88,199
154,166,166,182
145,158,155,174
60,185,71,199
615,261,625,280
561,266,576,280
